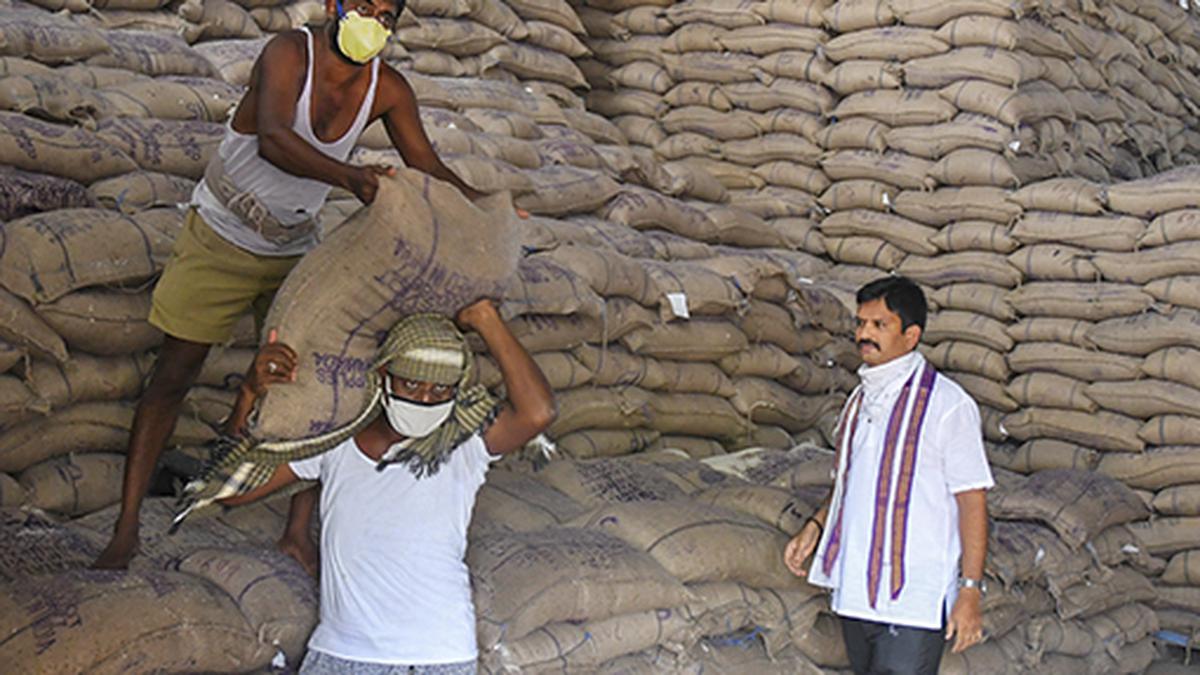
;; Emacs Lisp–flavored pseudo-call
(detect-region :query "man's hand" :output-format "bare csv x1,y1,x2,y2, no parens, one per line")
945,587,985,653
346,164,395,204
456,298,499,331
784,518,822,577
244,331,297,398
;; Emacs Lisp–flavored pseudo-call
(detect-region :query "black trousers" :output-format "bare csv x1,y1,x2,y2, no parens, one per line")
841,617,945,675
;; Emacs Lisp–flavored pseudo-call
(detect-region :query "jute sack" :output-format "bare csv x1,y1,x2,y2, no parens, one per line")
178,0,263,39
551,429,660,460
752,49,831,85
1088,380,1200,419
730,378,841,434
571,344,664,390
904,47,1044,88
923,310,1013,352
600,187,718,243
890,0,1024,26
1006,322,1105,357
0,207,181,305
88,30,219,78
1155,585,1200,615
0,111,137,183
727,186,818,219
621,319,749,362
1140,209,1200,247
1091,242,1200,284
572,500,799,588
607,61,673,93
87,170,196,214
477,43,587,89
1011,213,1146,252
1008,282,1154,321
902,249,1022,285
820,150,932,191
719,343,800,379
1132,415,1200,446
1086,309,1200,356
1106,166,1200,218
514,165,620,216
1129,517,1200,557
892,186,1022,226
831,89,956,127
0,508,106,581
751,161,830,196
655,131,724,160
546,387,651,437
1054,568,1157,621
0,14,109,64
0,73,111,127
718,23,827,55
0,400,215,474
824,236,905,270
469,528,691,648
885,114,1016,160
396,18,505,55
702,445,834,490
816,119,890,154
721,80,833,116
27,352,153,410
821,0,893,32
940,79,1073,126
193,37,270,86
661,107,761,142
819,210,938,256
471,468,586,534
1001,408,1144,453
175,547,317,661
988,469,1150,549
35,289,161,355
948,372,1016,412
723,133,822,167
0,343,21,375
660,161,729,204
1144,347,1200,390
1153,486,1200,517
822,26,949,62
1008,244,1100,282
18,453,124,516
0,570,274,673
0,287,67,362
925,147,1020,189
820,60,902,96
645,392,749,439
1006,373,1096,412
1162,550,1200,584
524,20,589,57
585,88,665,119
484,607,697,672
478,350,590,390
1146,275,1200,310
98,77,241,123
817,180,893,213
986,520,1092,589
251,170,517,440
921,340,1009,381
466,0,529,39
532,455,690,507
500,256,604,319
694,484,811,536
988,437,1094,473
1098,447,1200,491
0,165,93,222
1009,177,1105,215
0,374,43,429
930,283,1015,321
55,64,149,90
94,118,223,179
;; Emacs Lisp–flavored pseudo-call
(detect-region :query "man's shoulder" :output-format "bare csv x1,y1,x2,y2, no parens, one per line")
927,366,979,414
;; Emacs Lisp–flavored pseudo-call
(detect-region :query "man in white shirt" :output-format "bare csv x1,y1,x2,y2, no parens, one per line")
785,276,992,675
216,299,555,674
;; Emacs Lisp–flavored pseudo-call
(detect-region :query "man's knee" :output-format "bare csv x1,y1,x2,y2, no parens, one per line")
143,338,212,400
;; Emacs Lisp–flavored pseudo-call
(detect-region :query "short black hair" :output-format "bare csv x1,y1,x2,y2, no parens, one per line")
856,276,927,332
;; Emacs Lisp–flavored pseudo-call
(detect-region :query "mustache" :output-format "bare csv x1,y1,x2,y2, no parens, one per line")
857,339,880,350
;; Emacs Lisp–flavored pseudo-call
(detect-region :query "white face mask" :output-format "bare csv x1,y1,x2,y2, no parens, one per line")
383,379,453,438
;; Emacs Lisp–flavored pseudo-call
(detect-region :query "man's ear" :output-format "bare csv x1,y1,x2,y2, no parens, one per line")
903,324,922,350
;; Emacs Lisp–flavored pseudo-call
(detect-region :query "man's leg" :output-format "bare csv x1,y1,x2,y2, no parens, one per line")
92,336,212,569
843,617,945,675
278,485,320,576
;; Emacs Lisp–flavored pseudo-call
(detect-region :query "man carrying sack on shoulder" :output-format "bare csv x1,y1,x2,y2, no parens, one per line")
95,0,496,569
785,276,993,675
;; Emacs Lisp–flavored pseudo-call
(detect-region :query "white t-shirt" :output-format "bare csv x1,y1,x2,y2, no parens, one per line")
809,352,994,630
290,434,497,664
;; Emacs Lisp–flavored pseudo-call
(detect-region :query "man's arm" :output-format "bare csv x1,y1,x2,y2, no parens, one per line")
250,33,390,203
946,488,988,653
457,299,555,455
784,489,832,577
377,67,484,200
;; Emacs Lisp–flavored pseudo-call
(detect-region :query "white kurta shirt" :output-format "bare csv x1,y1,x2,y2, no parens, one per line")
808,351,994,630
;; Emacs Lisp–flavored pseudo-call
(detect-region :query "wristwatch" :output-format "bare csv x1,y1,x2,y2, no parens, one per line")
957,577,988,594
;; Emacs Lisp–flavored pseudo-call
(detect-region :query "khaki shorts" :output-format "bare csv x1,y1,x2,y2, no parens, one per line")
150,209,300,344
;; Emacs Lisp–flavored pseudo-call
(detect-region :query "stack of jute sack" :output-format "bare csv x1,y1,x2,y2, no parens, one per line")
940,467,1163,674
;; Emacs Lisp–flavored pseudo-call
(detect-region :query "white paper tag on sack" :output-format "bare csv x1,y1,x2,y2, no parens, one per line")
666,292,690,319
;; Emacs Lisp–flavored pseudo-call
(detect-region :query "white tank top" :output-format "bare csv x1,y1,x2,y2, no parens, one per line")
193,27,380,257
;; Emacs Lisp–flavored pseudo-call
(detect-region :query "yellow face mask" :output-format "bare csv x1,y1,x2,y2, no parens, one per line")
335,1,391,64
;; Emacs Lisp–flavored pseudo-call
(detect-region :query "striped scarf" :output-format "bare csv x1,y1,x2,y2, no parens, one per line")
821,358,938,607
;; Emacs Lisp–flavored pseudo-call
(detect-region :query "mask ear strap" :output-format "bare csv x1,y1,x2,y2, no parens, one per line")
334,0,346,17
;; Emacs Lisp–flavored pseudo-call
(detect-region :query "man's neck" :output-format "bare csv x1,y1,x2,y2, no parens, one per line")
318,22,371,84
355,415,408,460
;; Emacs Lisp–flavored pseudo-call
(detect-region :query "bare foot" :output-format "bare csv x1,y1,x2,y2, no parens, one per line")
277,532,319,577
91,529,138,570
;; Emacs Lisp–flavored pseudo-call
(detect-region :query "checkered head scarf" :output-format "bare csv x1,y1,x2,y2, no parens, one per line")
371,313,499,475
171,314,499,530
